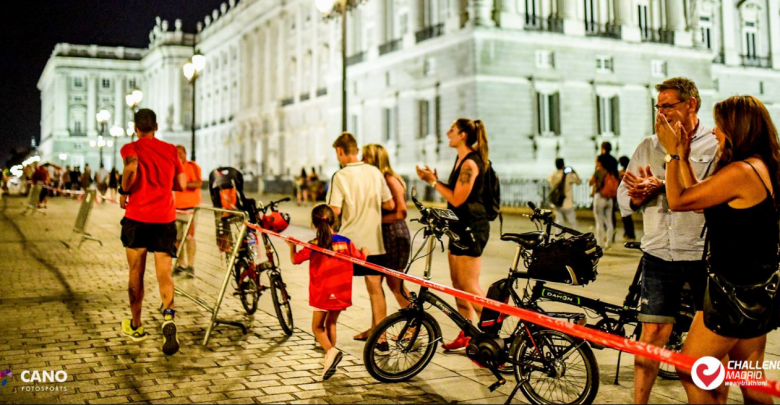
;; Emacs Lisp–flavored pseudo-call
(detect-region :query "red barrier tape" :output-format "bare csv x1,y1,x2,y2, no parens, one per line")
244,222,780,397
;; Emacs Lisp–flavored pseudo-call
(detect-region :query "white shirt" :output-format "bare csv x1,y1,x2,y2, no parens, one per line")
547,169,582,210
96,168,109,184
327,162,393,255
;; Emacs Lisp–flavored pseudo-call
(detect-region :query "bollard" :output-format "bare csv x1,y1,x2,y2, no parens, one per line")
63,189,102,249
22,184,45,216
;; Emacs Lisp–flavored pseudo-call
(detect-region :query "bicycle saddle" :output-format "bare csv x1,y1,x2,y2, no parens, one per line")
501,231,546,249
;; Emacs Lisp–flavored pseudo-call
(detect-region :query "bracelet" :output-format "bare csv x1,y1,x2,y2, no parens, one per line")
118,187,130,196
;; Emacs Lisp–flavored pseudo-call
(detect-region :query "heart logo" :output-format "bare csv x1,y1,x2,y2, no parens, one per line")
692,357,725,390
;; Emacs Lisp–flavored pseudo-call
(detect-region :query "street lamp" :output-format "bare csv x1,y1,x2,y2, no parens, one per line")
59,153,68,166
93,109,112,167
183,51,206,161
109,125,124,169
315,0,363,132
125,89,143,142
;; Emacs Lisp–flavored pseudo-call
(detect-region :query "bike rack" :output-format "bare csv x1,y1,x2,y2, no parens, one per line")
173,206,250,345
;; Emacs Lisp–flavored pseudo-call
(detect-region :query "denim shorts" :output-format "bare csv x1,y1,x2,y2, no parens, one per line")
639,254,707,324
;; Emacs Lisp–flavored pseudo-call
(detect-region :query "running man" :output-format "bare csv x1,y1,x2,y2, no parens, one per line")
119,109,186,355
174,145,202,277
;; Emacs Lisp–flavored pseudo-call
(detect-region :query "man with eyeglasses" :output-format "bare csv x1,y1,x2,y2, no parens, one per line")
618,77,718,404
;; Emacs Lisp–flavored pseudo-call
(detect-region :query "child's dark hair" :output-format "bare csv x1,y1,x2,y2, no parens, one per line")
312,204,335,250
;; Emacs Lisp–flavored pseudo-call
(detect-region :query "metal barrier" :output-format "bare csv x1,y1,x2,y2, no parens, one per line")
173,206,249,345
63,189,102,249
22,184,45,216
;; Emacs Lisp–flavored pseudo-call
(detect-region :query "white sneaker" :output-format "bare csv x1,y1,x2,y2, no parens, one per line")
322,348,343,381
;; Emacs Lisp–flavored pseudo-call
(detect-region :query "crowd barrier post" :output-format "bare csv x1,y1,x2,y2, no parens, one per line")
173,206,249,345
63,189,102,249
22,184,45,216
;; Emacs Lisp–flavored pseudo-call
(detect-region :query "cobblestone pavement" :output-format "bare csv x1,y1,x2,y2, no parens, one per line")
2,193,780,404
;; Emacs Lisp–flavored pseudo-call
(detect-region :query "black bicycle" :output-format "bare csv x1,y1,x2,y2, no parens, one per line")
229,197,295,335
498,203,694,383
363,191,599,405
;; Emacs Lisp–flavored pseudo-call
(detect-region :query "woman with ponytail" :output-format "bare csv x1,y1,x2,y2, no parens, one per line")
287,204,369,381
415,118,491,351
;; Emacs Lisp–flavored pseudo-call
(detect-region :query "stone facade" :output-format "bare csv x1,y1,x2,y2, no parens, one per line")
40,0,780,181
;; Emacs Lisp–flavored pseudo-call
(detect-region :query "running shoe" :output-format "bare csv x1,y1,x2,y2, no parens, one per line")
184,266,195,278
161,309,179,355
442,330,470,352
173,266,186,276
121,319,149,342
322,348,343,381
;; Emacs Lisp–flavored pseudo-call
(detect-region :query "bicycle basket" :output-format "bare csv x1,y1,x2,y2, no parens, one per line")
527,232,602,286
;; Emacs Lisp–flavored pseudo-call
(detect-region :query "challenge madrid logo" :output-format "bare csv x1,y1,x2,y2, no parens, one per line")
692,357,726,390
0,369,11,392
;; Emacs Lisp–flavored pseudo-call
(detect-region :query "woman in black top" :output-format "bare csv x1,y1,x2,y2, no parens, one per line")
658,95,779,404
416,118,490,351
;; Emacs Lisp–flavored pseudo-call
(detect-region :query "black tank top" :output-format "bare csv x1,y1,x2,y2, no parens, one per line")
704,161,779,284
446,152,487,228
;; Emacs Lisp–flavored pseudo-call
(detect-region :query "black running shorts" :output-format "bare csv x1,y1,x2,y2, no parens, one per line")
121,217,178,257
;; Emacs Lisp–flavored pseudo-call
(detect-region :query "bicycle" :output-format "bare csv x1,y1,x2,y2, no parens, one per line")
498,203,694,383
230,197,295,336
363,191,600,405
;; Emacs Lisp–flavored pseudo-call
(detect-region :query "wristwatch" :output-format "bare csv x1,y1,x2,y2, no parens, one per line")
664,154,681,163
430,180,437,188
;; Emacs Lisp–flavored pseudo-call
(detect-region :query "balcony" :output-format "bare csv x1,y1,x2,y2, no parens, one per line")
585,22,621,40
69,131,87,137
300,93,310,102
346,52,365,67
280,97,295,107
316,88,328,97
524,15,564,33
379,38,402,56
641,28,675,45
415,23,445,43
742,55,772,68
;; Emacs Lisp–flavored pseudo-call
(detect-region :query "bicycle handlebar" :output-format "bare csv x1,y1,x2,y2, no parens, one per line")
527,202,582,236
258,197,290,213
410,188,465,250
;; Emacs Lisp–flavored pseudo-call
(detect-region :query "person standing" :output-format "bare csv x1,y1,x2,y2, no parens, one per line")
618,156,636,241
69,166,80,192
600,141,620,239
308,167,320,204
80,164,92,192
173,145,202,277
618,77,718,404
416,118,491,351
108,168,119,202
287,204,368,381
119,108,186,356
31,163,50,208
547,158,582,229
590,155,618,248
326,132,395,342
296,168,309,206
660,95,779,404
360,144,413,340
96,164,109,198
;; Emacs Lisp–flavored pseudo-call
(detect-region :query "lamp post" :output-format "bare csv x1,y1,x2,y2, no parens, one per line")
59,153,68,166
183,52,206,162
92,109,112,167
315,0,363,132
125,89,143,142
109,125,124,169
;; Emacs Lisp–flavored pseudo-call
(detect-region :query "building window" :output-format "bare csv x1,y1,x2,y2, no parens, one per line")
638,4,650,39
651,60,667,77
597,95,620,136
744,28,757,58
536,92,561,136
74,77,84,88
700,16,712,49
535,50,554,69
596,56,613,73
128,78,137,89
419,100,430,139
383,107,394,142
526,0,540,27
584,0,596,33
101,78,111,89
74,121,82,134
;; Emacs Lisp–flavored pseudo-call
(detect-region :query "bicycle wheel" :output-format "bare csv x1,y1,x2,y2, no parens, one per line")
511,329,599,405
657,309,694,380
363,311,441,383
235,260,259,315
269,272,294,336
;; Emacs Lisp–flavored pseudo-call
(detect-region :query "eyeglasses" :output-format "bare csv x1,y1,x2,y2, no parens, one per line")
654,100,687,111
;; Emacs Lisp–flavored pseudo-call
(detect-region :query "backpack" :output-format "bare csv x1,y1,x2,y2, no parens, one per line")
549,172,567,207
600,173,619,199
483,162,501,221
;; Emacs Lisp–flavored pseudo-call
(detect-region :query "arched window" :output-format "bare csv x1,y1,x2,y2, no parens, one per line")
69,106,86,136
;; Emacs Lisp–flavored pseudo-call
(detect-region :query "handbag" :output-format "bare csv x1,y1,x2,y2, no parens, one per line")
702,226,780,338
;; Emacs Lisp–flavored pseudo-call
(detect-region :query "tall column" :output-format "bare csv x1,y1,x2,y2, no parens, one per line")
173,68,184,131
87,75,97,136
278,18,286,101
254,29,263,108
311,12,319,97
768,0,780,70
375,0,388,48
721,0,739,65
265,25,273,104
446,0,466,31
471,0,496,27
666,0,691,46
615,0,640,41
404,0,422,47
562,0,584,35
295,7,303,101
54,74,69,135
114,76,125,128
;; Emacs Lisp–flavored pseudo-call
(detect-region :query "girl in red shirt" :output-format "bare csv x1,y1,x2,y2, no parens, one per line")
287,204,367,381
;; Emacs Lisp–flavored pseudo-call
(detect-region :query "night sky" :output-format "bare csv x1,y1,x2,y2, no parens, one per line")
0,0,225,167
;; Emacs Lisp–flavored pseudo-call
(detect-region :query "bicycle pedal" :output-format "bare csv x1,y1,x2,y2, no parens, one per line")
488,379,506,392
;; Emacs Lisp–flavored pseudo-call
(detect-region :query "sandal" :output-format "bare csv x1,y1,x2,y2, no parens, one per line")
392,327,418,342
353,329,371,341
